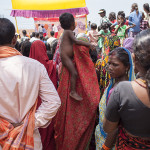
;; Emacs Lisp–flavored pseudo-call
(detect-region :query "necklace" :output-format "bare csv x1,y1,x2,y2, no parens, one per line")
135,78,147,88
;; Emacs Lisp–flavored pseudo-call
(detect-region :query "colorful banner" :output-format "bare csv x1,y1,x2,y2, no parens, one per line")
34,15,87,38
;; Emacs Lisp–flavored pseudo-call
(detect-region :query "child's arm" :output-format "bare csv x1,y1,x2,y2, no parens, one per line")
94,30,105,38
94,34,105,38
68,31,95,50
128,24,136,29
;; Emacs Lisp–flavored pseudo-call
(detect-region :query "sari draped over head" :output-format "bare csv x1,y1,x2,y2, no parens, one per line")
30,40,57,88
95,33,121,97
123,37,134,53
95,48,135,150
0,46,37,150
54,36,100,150
29,40,57,150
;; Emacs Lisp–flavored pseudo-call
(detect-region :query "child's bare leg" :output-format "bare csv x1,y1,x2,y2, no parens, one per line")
62,56,83,101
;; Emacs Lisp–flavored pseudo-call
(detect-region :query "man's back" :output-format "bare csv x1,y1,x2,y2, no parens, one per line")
0,55,41,122
0,55,61,149
0,18,61,150
47,37,56,47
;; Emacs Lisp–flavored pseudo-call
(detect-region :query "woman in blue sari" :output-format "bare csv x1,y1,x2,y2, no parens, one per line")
95,47,135,150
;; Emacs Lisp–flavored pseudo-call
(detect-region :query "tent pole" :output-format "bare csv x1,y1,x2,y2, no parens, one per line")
15,17,19,33
85,15,87,34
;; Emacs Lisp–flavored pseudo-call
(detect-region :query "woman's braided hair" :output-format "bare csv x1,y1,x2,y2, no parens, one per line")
133,29,150,91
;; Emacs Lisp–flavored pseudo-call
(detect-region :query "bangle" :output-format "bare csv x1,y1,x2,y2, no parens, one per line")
102,144,111,150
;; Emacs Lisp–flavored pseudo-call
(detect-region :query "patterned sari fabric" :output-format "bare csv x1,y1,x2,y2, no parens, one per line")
95,33,120,97
54,38,100,150
95,48,135,150
116,127,150,150
0,46,37,150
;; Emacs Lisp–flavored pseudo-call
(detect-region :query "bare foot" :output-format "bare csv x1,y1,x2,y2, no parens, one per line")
69,92,83,101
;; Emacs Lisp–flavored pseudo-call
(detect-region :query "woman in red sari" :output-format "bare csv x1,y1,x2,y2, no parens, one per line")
30,40,57,150
54,36,100,150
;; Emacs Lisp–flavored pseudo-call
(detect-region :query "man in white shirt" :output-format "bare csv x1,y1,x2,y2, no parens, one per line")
30,32,36,43
30,32,40,43
47,31,56,47
52,24,58,38
0,18,61,150
98,9,111,27
38,24,43,33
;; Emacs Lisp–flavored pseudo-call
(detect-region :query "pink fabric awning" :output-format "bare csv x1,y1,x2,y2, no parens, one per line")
11,7,89,18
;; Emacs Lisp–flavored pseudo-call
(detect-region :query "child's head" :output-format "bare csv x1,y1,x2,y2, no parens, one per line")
109,12,116,21
59,13,75,30
118,11,125,19
91,23,97,30
98,26,101,32
101,22,108,30
117,15,124,25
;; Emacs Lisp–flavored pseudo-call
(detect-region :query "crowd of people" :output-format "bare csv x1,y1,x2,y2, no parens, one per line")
0,2,150,150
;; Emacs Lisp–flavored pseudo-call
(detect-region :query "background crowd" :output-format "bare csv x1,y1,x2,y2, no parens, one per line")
0,2,150,150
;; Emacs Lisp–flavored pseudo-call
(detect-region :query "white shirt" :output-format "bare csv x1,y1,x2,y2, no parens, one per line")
47,37,56,47
0,55,61,150
30,37,40,43
52,26,58,32
38,26,43,32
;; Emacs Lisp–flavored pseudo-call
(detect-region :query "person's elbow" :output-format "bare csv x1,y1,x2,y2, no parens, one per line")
103,117,118,133
73,39,80,45
55,95,61,109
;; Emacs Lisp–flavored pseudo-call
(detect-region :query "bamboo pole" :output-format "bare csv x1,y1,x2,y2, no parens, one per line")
85,15,88,34
15,17,19,33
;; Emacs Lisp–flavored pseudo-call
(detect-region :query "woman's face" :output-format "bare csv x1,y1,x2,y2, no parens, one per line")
108,54,128,79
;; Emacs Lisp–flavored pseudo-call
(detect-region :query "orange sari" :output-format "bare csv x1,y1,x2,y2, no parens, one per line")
0,46,37,150
54,43,100,150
